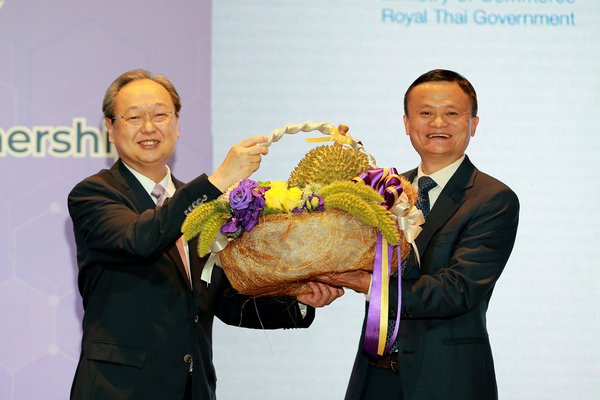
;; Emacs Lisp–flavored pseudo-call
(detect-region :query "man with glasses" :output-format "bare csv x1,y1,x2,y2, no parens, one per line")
68,69,343,400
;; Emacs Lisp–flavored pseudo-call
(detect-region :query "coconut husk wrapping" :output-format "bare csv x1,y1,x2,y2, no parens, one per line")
218,209,410,296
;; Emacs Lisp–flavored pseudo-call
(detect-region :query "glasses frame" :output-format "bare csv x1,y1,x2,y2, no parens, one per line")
111,110,177,128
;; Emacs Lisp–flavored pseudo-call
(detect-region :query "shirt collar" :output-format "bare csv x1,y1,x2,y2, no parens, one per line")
121,162,176,200
416,155,465,191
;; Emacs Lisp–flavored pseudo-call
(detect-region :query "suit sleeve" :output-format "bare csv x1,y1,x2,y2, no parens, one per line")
68,172,222,265
209,265,315,329
391,186,519,319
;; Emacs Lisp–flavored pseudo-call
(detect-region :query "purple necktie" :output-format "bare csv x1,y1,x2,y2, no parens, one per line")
151,184,191,287
151,184,169,206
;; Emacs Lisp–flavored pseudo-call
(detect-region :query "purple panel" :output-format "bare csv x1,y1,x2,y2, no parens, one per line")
0,203,9,282
0,366,10,400
0,279,53,371
29,20,150,120
12,178,78,294
13,354,76,400
0,1,212,399
56,291,84,358
0,83,17,126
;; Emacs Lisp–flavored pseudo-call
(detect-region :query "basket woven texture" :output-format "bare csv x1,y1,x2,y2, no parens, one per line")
219,209,408,296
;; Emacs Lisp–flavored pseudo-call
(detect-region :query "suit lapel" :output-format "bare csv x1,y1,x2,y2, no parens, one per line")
169,178,193,289
112,160,192,289
169,235,192,290
403,157,477,268
111,160,156,212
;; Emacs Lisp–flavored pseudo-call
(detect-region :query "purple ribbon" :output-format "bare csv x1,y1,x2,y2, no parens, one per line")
353,168,403,357
354,168,403,210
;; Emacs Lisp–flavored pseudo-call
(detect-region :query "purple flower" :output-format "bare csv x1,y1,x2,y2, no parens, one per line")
220,179,266,237
242,207,262,231
229,179,259,211
253,185,267,197
253,196,265,209
305,194,325,212
220,219,239,233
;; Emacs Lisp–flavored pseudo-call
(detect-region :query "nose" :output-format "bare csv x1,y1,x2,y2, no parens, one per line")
431,114,448,127
140,113,156,133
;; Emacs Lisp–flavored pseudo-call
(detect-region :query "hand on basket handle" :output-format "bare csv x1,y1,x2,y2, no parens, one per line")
209,135,269,192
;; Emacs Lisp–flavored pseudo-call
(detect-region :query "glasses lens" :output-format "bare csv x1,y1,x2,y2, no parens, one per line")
123,113,143,127
151,111,171,123
122,109,173,127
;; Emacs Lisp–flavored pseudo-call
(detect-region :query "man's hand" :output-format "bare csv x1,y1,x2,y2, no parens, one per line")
316,271,372,295
209,135,269,192
297,282,344,308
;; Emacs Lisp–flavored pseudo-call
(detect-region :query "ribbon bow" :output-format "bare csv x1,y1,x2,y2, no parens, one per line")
354,168,403,210
200,233,230,285
355,168,425,264
391,192,425,267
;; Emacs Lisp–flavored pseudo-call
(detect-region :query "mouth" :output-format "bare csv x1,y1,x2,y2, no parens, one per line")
138,139,160,146
427,133,451,139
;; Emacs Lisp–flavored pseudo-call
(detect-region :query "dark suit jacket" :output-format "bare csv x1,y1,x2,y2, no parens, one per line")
68,160,314,400
345,156,519,400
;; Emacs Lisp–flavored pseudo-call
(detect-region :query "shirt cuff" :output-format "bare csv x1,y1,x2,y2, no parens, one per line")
365,274,373,301
298,303,308,318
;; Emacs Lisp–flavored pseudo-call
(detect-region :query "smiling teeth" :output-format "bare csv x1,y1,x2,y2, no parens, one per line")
140,140,158,145
428,134,450,138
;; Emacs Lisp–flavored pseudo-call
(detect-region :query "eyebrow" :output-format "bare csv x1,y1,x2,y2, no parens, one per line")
416,104,467,112
122,102,170,112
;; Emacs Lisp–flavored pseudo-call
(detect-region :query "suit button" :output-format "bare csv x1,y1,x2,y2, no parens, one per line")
183,354,193,364
194,315,199,323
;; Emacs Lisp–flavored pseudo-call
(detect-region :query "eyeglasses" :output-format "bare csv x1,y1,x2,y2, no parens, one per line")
112,109,176,127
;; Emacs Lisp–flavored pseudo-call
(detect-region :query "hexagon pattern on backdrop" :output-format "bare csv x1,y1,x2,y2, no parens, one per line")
0,1,211,398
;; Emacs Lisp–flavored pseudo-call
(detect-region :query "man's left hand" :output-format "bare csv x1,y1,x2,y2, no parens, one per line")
297,281,344,308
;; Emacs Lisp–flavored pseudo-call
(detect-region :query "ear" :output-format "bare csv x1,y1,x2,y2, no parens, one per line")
105,117,115,143
403,114,410,135
470,116,479,137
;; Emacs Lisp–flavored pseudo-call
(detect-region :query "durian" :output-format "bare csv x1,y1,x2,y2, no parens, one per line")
288,145,370,187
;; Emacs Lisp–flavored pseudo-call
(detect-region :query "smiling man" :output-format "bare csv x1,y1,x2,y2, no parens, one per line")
104,77,180,183
67,69,343,400
323,69,520,400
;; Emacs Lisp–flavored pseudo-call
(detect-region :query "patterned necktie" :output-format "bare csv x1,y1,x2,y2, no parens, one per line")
151,184,169,207
151,184,192,286
415,176,437,219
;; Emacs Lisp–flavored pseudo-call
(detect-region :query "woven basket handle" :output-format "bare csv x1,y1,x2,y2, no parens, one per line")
264,120,378,168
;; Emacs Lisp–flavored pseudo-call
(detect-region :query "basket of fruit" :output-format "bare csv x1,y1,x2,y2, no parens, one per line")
181,121,422,296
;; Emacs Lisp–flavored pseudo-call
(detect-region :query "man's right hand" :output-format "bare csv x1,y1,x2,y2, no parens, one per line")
209,135,269,192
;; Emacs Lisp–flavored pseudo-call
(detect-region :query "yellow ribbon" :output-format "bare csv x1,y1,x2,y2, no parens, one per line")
304,126,354,145
377,237,390,356
329,126,354,145
305,137,332,143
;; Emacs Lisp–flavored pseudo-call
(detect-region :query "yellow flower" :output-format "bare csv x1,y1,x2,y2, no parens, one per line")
269,181,288,191
283,187,303,211
265,182,303,212
265,187,285,210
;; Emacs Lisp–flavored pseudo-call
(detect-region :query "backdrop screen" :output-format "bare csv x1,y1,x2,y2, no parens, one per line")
211,1,599,399
0,0,598,399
